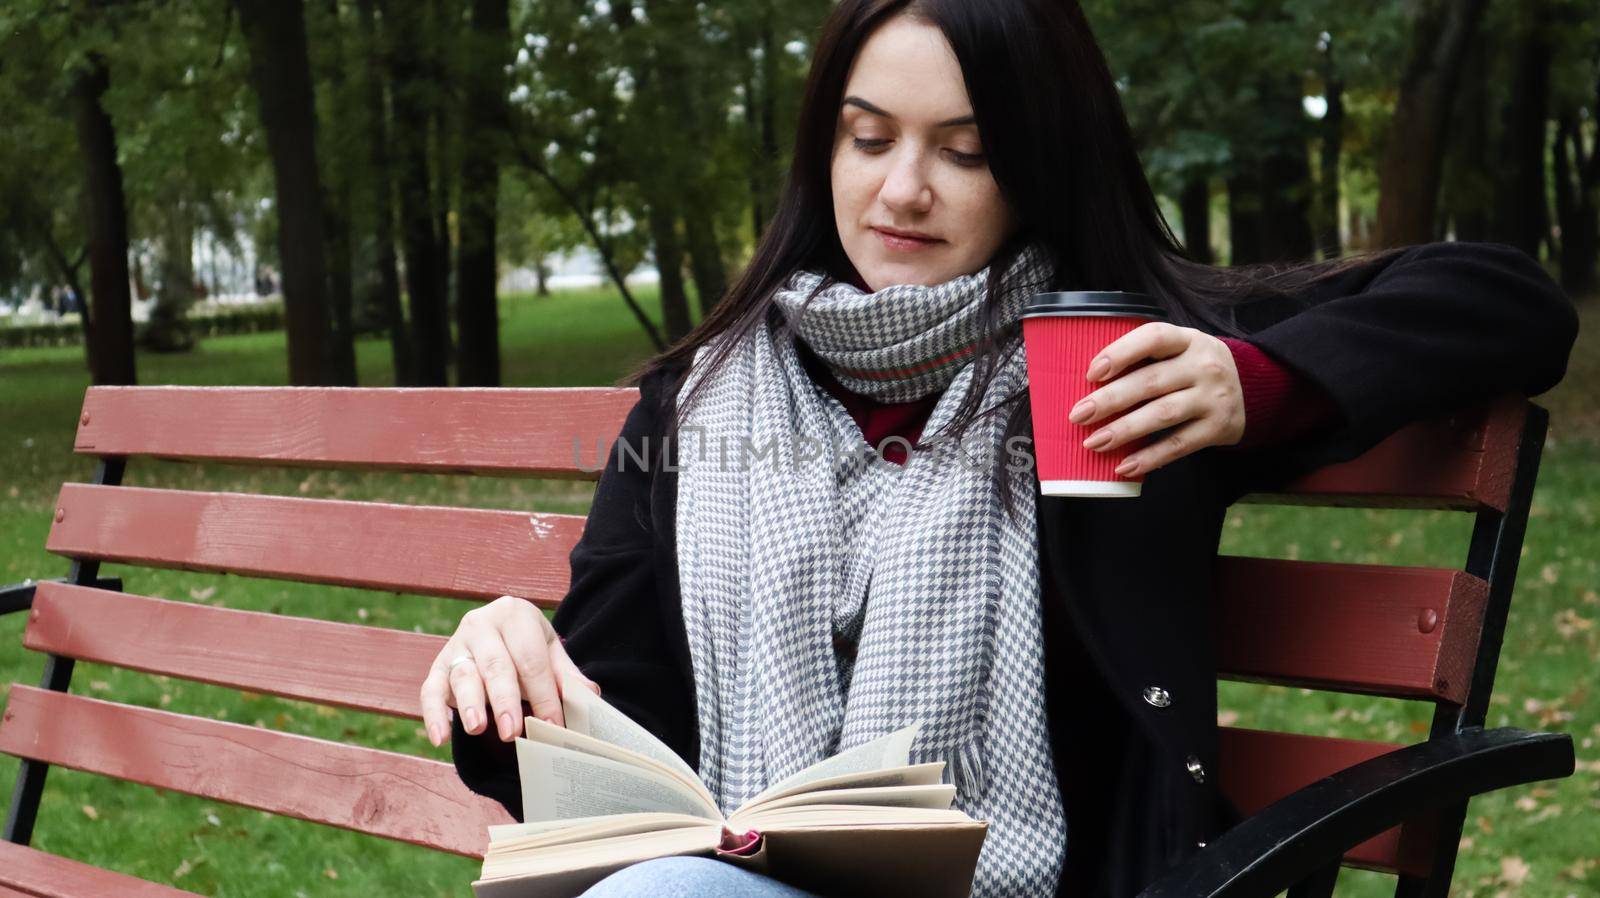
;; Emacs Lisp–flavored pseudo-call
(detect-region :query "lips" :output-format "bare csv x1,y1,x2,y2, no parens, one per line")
873,227,942,252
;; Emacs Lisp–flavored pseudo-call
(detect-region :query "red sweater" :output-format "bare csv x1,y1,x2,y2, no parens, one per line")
796,336,1338,463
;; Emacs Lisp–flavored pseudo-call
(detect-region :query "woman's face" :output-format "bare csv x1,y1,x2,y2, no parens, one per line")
831,15,1018,292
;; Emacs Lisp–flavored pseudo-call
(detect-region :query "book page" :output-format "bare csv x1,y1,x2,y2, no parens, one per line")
734,804,979,828
735,783,956,818
740,723,922,812
487,812,710,852
522,716,717,812
517,739,721,823
561,683,701,786
478,824,721,883
737,761,945,815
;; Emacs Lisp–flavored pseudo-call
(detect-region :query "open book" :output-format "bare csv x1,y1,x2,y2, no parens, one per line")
470,684,988,898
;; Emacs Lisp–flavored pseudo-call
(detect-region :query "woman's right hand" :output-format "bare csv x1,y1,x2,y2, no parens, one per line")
419,595,600,747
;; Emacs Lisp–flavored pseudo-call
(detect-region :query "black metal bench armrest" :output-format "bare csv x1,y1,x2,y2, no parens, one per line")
0,577,124,616
1137,726,1575,897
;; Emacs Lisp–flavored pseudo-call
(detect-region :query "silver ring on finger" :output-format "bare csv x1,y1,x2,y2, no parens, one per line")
447,652,476,672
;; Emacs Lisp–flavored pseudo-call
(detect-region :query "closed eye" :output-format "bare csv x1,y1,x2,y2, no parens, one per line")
850,137,986,168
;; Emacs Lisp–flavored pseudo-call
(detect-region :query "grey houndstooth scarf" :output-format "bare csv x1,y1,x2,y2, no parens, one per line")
673,243,1067,896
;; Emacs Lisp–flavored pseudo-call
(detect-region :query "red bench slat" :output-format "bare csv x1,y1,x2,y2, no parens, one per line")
46,484,583,605
74,386,641,479
71,388,1525,511
1219,727,1434,876
0,687,513,857
26,564,1482,719
1240,396,1524,513
25,583,445,718
0,841,201,898
1215,558,1487,703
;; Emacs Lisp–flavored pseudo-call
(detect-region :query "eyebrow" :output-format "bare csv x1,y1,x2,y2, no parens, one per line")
841,96,976,128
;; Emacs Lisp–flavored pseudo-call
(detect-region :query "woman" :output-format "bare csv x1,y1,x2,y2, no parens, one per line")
421,1,1579,895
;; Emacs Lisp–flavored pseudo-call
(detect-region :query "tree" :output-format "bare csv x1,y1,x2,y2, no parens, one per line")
1375,0,1490,247
386,0,451,385
455,0,511,386
70,53,137,385
354,0,412,383
1490,0,1556,258
234,0,333,385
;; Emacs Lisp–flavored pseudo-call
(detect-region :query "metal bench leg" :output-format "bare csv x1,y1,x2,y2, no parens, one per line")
3,458,124,847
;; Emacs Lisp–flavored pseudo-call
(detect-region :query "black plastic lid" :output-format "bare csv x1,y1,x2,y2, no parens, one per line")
1021,290,1168,319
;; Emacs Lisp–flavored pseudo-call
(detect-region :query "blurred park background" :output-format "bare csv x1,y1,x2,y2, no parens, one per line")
1,0,1598,895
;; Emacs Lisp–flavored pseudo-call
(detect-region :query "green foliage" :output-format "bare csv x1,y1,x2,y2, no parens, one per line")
1083,0,1407,195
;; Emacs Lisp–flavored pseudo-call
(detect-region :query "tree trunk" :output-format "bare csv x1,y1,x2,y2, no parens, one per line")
1227,74,1314,265
757,10,780,234
648,199,692,341
455,0,509,387
357,0,411,384
743,67,768,242
1258,75,1316,263
1317,62,1345,257
1226,169,1263,266
1553,112,1599,297
683,198,727,319
1178,177,1212,264
1376,0,1490,248
69,54,136,385
235,0,332,385
318,0,359,385
1489,3,1553,258
144,202,198,353
1447,28,1490,242
387,0,449,385
429,0,456,364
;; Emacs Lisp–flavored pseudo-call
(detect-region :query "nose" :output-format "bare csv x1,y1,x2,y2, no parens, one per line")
878,145,933,215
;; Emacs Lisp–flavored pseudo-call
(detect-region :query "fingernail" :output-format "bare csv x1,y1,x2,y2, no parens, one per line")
1088,358,1111,381
498,711,515,740
426,722,442,746
1083,432,1112,451
463,707,481,733
1069,400,1094,424
1116,459,1137,476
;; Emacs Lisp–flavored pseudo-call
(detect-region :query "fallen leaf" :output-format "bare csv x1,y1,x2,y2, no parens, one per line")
81,805,98,820
189,585,217,601
1500,856,1530,886
323,868,338,880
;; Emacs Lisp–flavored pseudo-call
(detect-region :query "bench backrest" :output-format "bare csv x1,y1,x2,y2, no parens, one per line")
1,386,1545,889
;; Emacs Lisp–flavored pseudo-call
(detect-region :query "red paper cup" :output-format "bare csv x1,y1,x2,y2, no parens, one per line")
1021,292,1168,498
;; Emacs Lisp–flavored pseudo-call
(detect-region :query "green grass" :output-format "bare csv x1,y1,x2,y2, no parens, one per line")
1,289,1597,896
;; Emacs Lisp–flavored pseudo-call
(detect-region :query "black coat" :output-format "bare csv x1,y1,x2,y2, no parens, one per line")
453,242,1578,897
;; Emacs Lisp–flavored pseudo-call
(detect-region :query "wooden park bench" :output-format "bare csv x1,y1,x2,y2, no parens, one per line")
0,385,1576,897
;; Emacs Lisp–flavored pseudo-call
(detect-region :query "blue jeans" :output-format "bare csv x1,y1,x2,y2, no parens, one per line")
579,856,826,897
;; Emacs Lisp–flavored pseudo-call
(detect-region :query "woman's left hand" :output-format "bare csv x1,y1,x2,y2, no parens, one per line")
1067,322,1246,477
